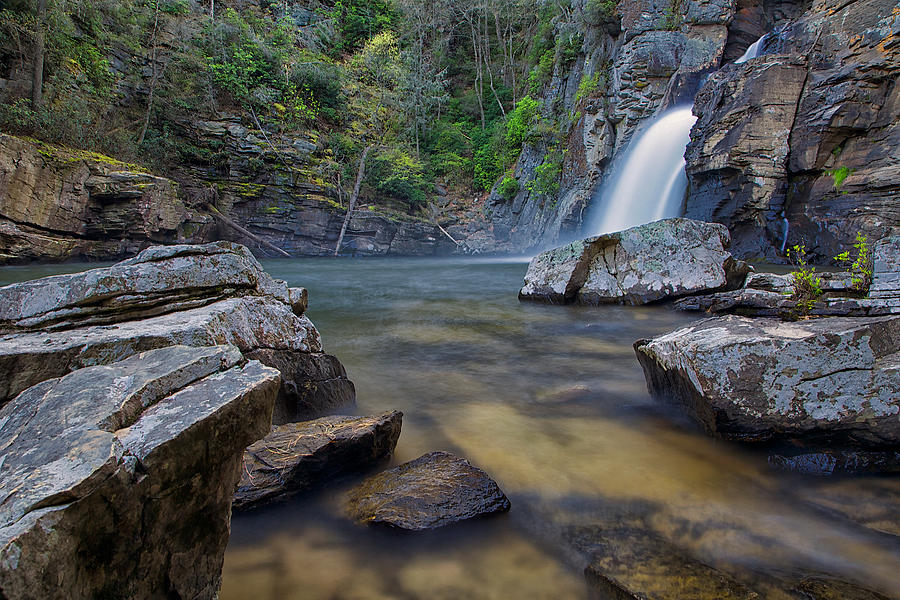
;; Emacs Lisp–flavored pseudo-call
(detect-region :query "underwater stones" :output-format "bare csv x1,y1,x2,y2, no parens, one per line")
0,345,279,600
234,411,402,510
584,527,758,600
634,315,900,448
345,451,510,530
519,219,749,305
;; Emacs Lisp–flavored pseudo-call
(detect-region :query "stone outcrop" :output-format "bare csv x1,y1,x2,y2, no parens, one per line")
234,411,402,510
0,134,209,264
674,235,900,317
0,242,355,420
684,0,900,260
519,219,748,305
345,451,511,530
0,345,280,600
634,315,900,448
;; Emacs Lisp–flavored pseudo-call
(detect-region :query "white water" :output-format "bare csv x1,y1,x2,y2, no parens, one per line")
586,106,697,235
735,34,768,64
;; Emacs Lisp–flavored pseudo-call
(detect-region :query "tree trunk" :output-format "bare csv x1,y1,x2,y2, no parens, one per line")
137,0,161,147
210,0,215,22
334,145,373,256
31,0,47,108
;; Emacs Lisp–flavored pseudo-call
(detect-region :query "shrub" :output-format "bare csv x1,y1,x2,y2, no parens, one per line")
834,232,872,293
787,244,822,315
498,175,519,201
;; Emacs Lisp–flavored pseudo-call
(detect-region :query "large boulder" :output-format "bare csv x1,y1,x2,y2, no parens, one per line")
0,242,355,420
345,451,511,530
0,345,280,599
634,315,900,448
519,219,748,305
234,411,402,510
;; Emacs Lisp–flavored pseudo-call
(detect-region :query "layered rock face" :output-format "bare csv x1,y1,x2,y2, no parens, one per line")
685,0,900,260
0,134,209,264
519,218,748,304
0,345,280,599
634,315,900,447
0,241,355,419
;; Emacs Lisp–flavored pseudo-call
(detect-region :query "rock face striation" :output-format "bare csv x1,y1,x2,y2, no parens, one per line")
0,134,209,264
0,241,355,419
345,451,511,530
519,219,748,305
684,0,900,260
0,345,280,599
234,411,402,510
634,315,900,448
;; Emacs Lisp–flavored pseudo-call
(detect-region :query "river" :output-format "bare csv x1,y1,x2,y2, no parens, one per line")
2,257,898,598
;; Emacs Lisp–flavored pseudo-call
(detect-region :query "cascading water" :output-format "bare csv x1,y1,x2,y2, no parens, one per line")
735,33,768,64
584,33,771,238
585,106,698,235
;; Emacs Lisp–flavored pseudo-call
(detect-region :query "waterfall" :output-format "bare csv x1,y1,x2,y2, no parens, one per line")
735,34,768,64
585,107,698,236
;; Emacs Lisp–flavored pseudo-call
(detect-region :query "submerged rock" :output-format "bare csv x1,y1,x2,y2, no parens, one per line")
345,451,510,530
584,527,758,600
0,345,280,600
234,411,402,510
634,315,900,448
519,219,748,305
0,241,355,419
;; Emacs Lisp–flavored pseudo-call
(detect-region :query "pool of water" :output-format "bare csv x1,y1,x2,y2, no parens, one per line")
2,257,898,598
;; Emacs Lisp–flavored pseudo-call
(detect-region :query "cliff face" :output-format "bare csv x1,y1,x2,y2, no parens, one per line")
0,134,210,264
473,0,898,261
686,0,900,260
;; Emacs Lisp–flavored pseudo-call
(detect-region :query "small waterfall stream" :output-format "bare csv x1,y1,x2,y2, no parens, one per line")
584,33,770,237
585,107,697,235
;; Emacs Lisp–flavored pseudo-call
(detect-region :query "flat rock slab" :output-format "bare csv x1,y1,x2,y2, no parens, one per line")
234,411,402,510
519,219,748,305
634,315,900,448
584,528,758,600
345,451,510,530
0,241,292,332
0,345,279,600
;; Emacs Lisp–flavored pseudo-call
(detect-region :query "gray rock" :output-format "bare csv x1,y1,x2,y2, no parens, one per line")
0,345,280,600
345,451,510,530
634,315,900,448
869,236,900,299
519,219,749,305
234,411,402,510
0,241,289,332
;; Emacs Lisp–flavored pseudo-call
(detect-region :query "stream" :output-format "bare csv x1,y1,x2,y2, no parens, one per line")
2,257,898,598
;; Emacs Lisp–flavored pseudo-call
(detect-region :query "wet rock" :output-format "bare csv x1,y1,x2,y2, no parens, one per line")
234,411,402,510
768,449,900,476
0,345,280,600
345,451,511,530
634,315,900,449
869,236,900,300
520,219,749,305
584,527,758,600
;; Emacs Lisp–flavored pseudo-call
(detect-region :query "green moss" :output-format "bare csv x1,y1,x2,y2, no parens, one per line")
826,166,854,189
20,136,147,172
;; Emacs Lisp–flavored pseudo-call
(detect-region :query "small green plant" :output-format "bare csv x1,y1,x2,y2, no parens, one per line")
527,146,564,205
826,166,854,190
660,0,683,30
834,232,872,293
498,175,519,201
584,0,618,23
787,244,822,315
575,72,602,104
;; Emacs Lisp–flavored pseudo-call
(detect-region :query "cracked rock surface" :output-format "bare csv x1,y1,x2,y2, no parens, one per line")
519,219,748,305
0,345,280,600
634,315,900,448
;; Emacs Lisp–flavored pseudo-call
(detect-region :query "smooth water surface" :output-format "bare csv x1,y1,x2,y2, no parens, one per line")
2,258,898,598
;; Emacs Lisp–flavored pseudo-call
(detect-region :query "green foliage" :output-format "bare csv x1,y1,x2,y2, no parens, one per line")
787,244,822,315
576,71,607,103
505,96,540,151
826,166,854,190
328,0,398,54
660,0,683,30
527,146,564,203
584,0,618,24
527,49,555,94
834,232,872,293
160,0,190,15
498,175,519,201
367,147,430,209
